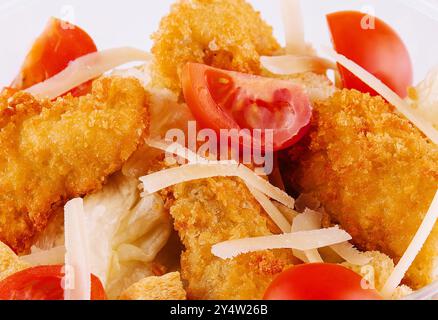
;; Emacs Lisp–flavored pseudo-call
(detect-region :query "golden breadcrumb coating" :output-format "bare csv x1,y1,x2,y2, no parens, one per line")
152,0,280,92
0,242,30,281
119,272,186,300
0,77,149,253
169,177,295,300
282,89,438,289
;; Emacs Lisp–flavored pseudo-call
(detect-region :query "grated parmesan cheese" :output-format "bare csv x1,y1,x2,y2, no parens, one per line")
141,140,296,210
21,246,65,266
64,198,91,300
145,140,294,228
330,242,371,266
261,55,336,75
237,165,295,209
146,139,234,165
141,162,238,192
144,140,369,267
290,209,370,265
211,227,351,259
247,187,292,233
140,162,295,210
26,47,152,99
291,209,323,263
281,0,306,55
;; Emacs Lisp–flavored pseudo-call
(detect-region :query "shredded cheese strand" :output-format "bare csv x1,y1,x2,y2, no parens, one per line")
302,249,324,263
261,55,336,75
281,0,306,54
64,198,91,300
247,187,292,233
146,139,236,165
147,139,205,164
145,139,294,228
324,47,438,144
21,246,65,266
26,47,152,99
290,248,308,263
142,140,295,209
212,227,351,259
140,163,295,209
291,209,323,263
145,140,369,266
330,242,371,266
237,165,295,209
381,190,438,298
141,163,239,193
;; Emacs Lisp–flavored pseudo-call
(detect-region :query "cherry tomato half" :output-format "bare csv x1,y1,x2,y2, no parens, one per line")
0,265,106,300
181,63,312,152
264,263,382,300
11,17,97,96
327,11,413,97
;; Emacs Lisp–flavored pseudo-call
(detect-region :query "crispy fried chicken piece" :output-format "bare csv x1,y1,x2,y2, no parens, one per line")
0,77,149,253
119,272,186,300
281,89,438,289
152,0,280,92
169,177,295,300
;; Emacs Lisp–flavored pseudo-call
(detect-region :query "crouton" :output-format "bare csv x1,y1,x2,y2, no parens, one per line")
119,272,186,300
0,242,30,281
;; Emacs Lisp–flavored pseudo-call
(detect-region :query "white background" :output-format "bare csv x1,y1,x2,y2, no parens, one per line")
1,0,438,85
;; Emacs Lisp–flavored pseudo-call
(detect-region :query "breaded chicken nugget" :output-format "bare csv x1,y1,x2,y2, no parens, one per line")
152,0,280,92
282,90,438,289
169,177,295,300
0,77,148,253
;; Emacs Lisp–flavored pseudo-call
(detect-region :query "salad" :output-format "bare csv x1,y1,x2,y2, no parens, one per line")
0,0,437,301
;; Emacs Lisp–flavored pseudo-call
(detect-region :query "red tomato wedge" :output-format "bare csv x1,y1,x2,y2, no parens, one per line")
0,265,106,300
181,63,312,152
264,263,382,300
327,11,413,98
11,17,97,96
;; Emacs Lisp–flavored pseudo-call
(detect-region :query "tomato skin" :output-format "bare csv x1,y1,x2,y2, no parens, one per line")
264,263,382,300
182,64,238,133
181,63,312,151
11,17,97,96
327,11,413,97
0,265,106,300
